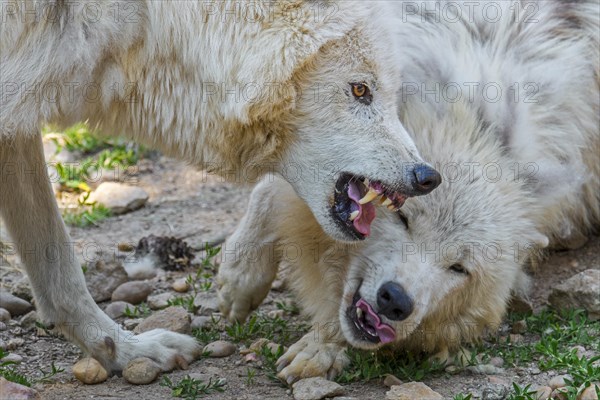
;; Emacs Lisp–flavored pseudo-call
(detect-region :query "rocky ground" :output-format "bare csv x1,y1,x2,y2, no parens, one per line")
0,146,598,400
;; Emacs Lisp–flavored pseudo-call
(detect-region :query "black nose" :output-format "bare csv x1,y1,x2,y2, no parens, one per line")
377,282,413,321
412,164,442,195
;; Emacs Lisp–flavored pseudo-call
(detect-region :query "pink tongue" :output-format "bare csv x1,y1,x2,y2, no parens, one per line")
347,182,377,236
356,299,396,344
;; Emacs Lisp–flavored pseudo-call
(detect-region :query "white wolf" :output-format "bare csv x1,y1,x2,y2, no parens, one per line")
218,0,599,382
0,1,440,373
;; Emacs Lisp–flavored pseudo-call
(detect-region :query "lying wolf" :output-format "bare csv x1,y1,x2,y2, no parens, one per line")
0,1,440,373
218,0,599,382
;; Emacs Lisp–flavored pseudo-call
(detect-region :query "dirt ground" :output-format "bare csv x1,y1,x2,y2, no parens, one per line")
1,154,598,400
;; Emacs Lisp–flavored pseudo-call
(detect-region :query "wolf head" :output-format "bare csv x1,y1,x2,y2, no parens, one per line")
337,105,549,353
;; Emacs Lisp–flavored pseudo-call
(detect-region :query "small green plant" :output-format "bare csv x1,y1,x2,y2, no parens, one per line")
453,394,473,400
192,316,222,344
62,192,111,227
507,383,538,400
275,300,300,315
167,296,196,313
124,303,151,318
224,313,307,346
0,349,32,387
244,367,257,386
37,362,65,383
200,243,221,271
160,375,226,399
259,343,286,385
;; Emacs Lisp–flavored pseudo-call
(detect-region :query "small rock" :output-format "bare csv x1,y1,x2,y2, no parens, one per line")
489,357,504,368
244,353,259,363
293,377,345,400
0,322,6,331
105,301,134,319
0,293,33,317
124,318,142,330
0,308,11,322
570,345,586,358
534,386,552,400
172,279,190,293
386,382,442,400
19,311,38,330
507,295,534,314
445,365,461,374
6,338,25,350
488,376,509,386
134,306,190,334
467,364,505,375
123,357,161,385
271,278,286,292
72,358,108,384
111,281,153,305
249,338,270,352
194,292,219,315
481,384,510,400
267,309,285,319
549,269,600,320
383,374,403,387
580,383,599,400
3,353,23,364
10,277,32,302
509,334,524,344
118,242,135,252
549,375,571,389
204,340,236,358
88,182,149,215
551,387,568,400
512,319,527,334
147,292,174,310
85,260,129,303
191,316,212,330
0,376,39,399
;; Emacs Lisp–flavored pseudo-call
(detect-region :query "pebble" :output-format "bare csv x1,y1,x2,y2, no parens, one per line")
147,292,174,310
0,307,12,322
0,377,39,399
72,357,109,384
383,374,403,387
3,353,23,364
507,295,534,314
466,364,505,375
487,376,509,386
0,293,33,317
124,318,142,330
122,357,161,385
134,306,190,334
111,281,153,305
105,301,134,319
570,345,586,358
511,319,528,334
19,311,38,330
0,322,6,331
489,357,504,368
6,338,25,350
11,276,33,302
203,340,236,358
580,383,599,400
386,382,442,400
549,269,600,320
549,375,570,389
244,353,259,363
534,386,552,400
509,334,525,344
267,309,285,319
293,377,346,400
172,279,190,293
85,260,129,303
551,388,568,400
191,316,213,330
481,383,509,400
193,292,220,315
87,182,149,215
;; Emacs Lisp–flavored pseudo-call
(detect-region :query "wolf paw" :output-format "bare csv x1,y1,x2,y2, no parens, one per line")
103,329,202,373
276,333,348,384
217,264,273,322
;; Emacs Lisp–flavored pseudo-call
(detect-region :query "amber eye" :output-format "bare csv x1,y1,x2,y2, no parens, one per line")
352,83,367,97
350,83,372,105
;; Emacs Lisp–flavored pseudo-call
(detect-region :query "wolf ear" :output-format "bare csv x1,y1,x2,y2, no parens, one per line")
220,2,369,125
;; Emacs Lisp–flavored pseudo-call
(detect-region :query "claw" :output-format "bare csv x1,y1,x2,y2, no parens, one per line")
276,359,289,372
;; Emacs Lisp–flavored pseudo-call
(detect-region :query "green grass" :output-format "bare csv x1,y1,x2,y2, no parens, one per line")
160,375,226,399
224,313,309,346
62,192,111,227
336,348,447,383
123,302,151,318
0,349,64,386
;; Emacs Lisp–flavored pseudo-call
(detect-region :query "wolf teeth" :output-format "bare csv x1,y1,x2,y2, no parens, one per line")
387,204,397,211
349,210,359,221
359,188,379,204
356,307,363,319
381,197,392,207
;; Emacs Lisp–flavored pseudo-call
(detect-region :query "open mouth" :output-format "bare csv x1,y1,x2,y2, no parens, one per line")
332,173,408,239
346,287,396,344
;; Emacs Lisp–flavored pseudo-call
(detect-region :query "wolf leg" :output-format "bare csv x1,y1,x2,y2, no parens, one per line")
0,134,201,373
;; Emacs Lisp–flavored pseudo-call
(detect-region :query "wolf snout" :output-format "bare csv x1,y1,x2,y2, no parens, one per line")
377,282,414,321
411,164,442,195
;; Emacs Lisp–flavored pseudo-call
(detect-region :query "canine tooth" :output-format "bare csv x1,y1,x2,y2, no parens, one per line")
359,188,378,204
381,197,392,207
356,308,363,319
363,178,370,186
349,210,359,221
387,204,396,211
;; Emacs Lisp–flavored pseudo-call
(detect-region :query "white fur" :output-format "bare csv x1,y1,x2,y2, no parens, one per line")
218,0,600,382
0,1,428,373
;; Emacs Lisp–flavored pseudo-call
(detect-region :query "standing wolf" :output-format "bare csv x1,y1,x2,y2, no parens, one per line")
218,0,599,382
0,1,440,373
